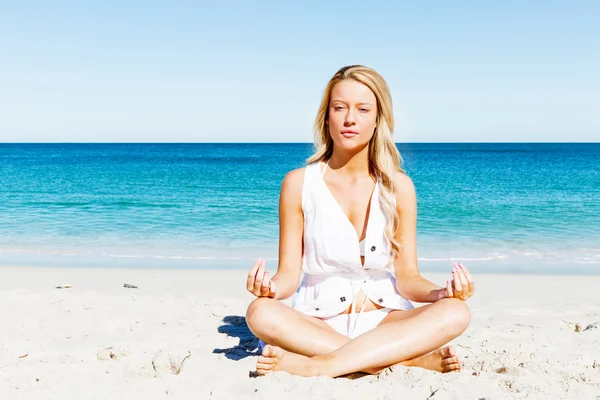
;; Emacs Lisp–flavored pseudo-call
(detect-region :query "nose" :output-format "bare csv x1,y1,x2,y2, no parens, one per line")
344,109,357,126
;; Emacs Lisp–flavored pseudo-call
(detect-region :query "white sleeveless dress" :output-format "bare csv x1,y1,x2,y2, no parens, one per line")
291,162,414,320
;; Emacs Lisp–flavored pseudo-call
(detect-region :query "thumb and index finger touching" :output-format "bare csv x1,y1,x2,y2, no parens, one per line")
446,262,475,300
247,257,277,298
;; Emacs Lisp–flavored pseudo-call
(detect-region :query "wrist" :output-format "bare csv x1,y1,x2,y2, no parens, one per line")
271,273,299,300
434,287,446,301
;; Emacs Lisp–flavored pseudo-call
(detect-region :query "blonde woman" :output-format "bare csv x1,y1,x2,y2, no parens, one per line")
245,65,475,377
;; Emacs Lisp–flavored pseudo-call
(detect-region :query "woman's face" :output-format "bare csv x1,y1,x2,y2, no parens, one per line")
326,79,378,151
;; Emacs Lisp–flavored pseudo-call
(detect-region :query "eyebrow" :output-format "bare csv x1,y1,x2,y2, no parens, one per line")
331,100,374,106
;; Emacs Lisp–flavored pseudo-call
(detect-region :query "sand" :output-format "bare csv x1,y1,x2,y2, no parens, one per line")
0,266,599,399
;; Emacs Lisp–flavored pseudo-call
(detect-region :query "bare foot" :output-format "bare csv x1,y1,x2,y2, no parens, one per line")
256,345,319,377
401,345,461,373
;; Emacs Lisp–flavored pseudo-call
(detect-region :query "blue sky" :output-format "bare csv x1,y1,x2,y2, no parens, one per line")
1,1,598,143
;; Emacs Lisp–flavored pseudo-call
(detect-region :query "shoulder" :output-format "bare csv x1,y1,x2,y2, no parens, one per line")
392,171,417,208
280,167,307,205
393,171,416,195
281,167,307,191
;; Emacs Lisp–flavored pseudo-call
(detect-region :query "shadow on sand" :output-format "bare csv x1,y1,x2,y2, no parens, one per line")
213,314,371,379
214,315,259,361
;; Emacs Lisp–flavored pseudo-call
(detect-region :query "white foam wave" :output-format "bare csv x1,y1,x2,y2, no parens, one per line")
418,256,507,262
2,246,600,265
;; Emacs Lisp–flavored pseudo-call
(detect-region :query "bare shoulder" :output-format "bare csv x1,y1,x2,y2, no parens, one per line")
392,171,417,212
393,171,416,197
280,167,306,206
282,167,306,191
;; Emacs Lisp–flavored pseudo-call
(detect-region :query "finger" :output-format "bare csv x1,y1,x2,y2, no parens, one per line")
455,266,469,294
452,266,463,296
253,261,266,293
246,258,261,291
454,264,471,299
269,279,277,297
458,263,475,296
260,272,271,296
446,279,453,298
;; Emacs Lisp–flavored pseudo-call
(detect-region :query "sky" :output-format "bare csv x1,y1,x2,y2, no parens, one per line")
0,1,598,143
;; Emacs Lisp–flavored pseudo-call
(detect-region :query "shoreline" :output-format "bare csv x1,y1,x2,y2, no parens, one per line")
2,261,599,276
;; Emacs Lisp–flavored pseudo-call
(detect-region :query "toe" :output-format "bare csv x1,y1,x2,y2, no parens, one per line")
256,362,274,370
443,356,460,365
262,345,283,358
436,345,453,359
262,345,274,357
445,362,461,372
257,356,275,364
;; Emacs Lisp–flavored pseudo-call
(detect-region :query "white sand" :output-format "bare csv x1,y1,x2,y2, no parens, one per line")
1,266,599,399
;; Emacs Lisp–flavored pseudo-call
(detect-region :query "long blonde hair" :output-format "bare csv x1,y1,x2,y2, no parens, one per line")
307,65,405,267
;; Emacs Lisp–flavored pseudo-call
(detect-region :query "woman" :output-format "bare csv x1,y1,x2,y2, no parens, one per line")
245,65,474,378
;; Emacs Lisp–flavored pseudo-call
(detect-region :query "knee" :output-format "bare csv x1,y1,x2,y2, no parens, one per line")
245,297,278,333
439,298,471,336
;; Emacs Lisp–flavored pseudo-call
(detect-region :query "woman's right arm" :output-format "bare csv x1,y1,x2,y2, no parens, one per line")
247,168,305,300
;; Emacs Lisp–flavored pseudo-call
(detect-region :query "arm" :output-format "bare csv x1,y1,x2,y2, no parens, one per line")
270,168,305,300
392,172,443,303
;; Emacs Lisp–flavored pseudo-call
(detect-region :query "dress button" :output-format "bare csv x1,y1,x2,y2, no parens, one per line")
371,246,376,251
314,307,320,311
340,297,346,302
378,298,383,303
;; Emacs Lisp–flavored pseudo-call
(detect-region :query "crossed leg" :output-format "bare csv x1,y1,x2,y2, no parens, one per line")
245,296,470,377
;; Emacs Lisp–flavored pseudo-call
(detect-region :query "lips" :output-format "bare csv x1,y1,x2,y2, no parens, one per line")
341,130,358,138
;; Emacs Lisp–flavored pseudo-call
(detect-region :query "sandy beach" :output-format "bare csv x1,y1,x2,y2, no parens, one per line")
0,266,599,399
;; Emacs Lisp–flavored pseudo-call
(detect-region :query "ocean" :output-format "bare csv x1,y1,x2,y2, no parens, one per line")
1,143,598,274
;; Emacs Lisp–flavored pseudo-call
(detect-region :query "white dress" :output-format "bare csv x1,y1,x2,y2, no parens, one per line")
291,161,414,320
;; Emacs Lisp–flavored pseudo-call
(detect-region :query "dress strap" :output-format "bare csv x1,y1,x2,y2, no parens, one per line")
321,160,329,178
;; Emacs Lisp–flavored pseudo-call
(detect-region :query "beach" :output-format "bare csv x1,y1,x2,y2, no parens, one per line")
2,0,599,397
1,266,599,399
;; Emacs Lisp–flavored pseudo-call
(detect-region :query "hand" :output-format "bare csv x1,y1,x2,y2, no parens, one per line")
437,262,475,301
246,257,277,298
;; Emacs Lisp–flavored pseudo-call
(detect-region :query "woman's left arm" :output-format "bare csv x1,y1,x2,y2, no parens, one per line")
391,172,475,303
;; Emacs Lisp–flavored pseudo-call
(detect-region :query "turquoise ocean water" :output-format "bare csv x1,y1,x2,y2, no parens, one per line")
0,143,598,274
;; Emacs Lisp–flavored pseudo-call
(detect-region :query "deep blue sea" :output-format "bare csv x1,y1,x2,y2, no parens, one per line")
1,143,598,274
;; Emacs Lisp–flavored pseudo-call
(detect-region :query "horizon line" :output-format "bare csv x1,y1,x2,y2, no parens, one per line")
1,141,599,145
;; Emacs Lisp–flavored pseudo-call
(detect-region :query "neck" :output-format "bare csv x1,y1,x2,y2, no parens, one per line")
327,145,371,178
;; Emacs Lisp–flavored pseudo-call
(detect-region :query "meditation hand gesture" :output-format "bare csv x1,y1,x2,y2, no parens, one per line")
246,257,277,298
437,262,475,301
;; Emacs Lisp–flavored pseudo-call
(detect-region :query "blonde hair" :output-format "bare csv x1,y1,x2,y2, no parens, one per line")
307,65,405,267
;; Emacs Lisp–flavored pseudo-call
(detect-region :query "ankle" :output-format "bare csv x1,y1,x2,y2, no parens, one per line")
309,354,332,377
400,358,415,367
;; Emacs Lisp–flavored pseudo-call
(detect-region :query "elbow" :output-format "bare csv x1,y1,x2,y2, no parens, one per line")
395,274,421,301
395,283,414,301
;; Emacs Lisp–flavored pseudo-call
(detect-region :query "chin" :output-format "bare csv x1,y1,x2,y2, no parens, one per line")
334,139,367,151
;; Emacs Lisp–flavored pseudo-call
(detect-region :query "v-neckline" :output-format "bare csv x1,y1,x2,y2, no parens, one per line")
318,161,378,245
